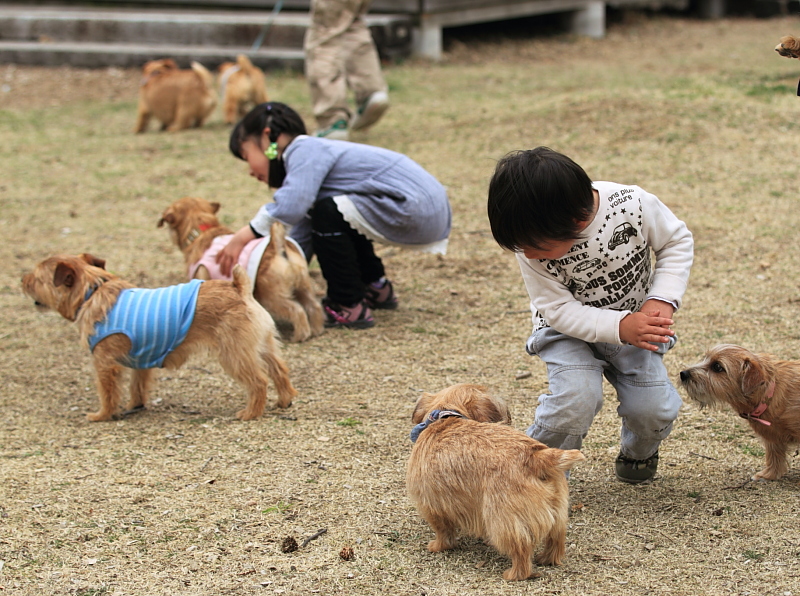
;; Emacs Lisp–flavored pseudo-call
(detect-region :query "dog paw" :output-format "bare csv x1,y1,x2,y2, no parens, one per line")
86,411,113,422
427,538,454,552
502,567,540,581
753,470,779,481
236,409,261,421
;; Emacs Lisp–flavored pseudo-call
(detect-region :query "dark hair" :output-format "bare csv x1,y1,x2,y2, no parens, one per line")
229,103,306,186
487,147,594,252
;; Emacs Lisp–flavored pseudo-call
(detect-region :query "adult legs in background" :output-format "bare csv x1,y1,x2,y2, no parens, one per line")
304,0,388,138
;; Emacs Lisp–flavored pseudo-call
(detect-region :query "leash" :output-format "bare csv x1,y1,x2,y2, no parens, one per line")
251,0,285,52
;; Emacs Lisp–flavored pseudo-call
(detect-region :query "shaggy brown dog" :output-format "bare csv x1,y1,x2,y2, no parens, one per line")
680,344,800,480
22,253,297,421
775,35,800,59
218,54,269,124
134,59,217,133
158,197,324,343
406,384,585,581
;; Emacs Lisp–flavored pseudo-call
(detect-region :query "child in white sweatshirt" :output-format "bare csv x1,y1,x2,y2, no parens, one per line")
487,147,693,484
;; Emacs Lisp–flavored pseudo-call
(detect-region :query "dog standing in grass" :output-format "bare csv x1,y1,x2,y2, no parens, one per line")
406,384,585,581
159,197,324,343
218,54,269,124
22,253,297,421
134,58,217,133
680,344,800,480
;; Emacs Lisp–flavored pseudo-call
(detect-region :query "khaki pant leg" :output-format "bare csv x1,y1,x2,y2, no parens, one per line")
304,0,383,129
305,38,350,128
340,16,386,106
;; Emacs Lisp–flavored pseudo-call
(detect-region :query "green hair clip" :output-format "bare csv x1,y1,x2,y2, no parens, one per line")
264,142,278,160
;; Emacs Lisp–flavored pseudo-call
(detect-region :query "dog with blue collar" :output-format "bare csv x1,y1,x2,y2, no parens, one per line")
406,383,585,580
22,253,298,421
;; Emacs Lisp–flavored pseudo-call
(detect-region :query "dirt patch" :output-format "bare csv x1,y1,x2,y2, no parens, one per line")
2,13,800,596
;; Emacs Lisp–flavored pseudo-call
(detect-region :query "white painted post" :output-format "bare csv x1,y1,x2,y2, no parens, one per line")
412,16,442,60
570,1,605,39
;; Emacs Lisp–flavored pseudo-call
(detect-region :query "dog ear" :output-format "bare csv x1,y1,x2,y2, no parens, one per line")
79,253,106,269
478,399,512,424
53,262,77,288
411,393,434,424
158,212,175,228
163,59,178,70
741,357,766,396
210,202,221,214
782,35,800,51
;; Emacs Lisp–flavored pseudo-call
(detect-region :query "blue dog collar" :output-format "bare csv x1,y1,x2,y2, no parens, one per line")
410,409,465,443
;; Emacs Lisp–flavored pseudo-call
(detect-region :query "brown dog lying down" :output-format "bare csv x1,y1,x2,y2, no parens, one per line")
134,58,217,133
22,253,297,421
406,384,585,581
159,197,324,343
218,54,269,124
681,344,800,480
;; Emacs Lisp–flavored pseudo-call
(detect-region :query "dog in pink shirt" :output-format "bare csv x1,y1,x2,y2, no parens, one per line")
159,197,324,342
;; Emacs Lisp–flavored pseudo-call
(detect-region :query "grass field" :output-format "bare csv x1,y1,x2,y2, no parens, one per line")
2,12,800,596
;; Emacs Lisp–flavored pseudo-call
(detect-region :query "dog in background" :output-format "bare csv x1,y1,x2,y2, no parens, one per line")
776,35,800,59
22,253,297,421
406,383,585,581
134,59,217,133
217,54,269,124
158,197,324,343
680,344,800,480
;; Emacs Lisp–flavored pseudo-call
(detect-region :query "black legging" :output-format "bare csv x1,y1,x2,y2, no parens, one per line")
310,197,385,306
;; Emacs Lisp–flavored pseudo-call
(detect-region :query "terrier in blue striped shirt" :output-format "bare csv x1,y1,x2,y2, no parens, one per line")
22,253,297,421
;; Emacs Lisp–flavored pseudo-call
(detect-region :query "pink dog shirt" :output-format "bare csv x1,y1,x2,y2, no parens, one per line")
188,234,267,282
187,234,304,288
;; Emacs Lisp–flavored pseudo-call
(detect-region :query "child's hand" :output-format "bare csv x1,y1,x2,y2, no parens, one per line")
619,310,675,352
216,225,256,276
639,298,674,322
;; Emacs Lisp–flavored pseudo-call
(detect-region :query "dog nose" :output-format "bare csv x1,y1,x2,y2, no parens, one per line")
679,370,689,382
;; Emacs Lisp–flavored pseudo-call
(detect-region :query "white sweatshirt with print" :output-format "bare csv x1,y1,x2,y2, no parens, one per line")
516,181,693,346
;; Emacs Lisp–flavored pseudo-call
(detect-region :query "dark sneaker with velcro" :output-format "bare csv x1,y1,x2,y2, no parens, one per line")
615,451,659,484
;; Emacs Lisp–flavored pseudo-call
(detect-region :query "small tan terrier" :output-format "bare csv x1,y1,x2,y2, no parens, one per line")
406,384,585,581
22,253,297,422
775,35,800,59
158,197,324,343
680,344,800,480
217,54,269,124
134,58,217,133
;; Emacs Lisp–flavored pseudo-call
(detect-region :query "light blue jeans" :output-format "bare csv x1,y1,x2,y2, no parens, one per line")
526,327,681,461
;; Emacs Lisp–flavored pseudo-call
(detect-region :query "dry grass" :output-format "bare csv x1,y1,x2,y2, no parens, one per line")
2,13,800,596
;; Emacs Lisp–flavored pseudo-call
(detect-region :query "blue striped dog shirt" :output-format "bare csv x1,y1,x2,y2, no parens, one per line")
88,280,203,369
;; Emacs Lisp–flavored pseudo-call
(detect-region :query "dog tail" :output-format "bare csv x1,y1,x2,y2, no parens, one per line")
268,221,288,257
231,264,253,296
553,449,585,473
236,54,257,74
190,61,214,89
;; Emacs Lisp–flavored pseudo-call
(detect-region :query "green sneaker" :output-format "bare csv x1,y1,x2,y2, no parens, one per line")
615,451,658,484
315,119,349,141
350,91,389,131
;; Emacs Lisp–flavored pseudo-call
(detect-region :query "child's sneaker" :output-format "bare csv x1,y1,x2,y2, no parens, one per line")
365,278,398,310
323,298,374,329
315,119,349,141
615,451,659,484
350,91,389,131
